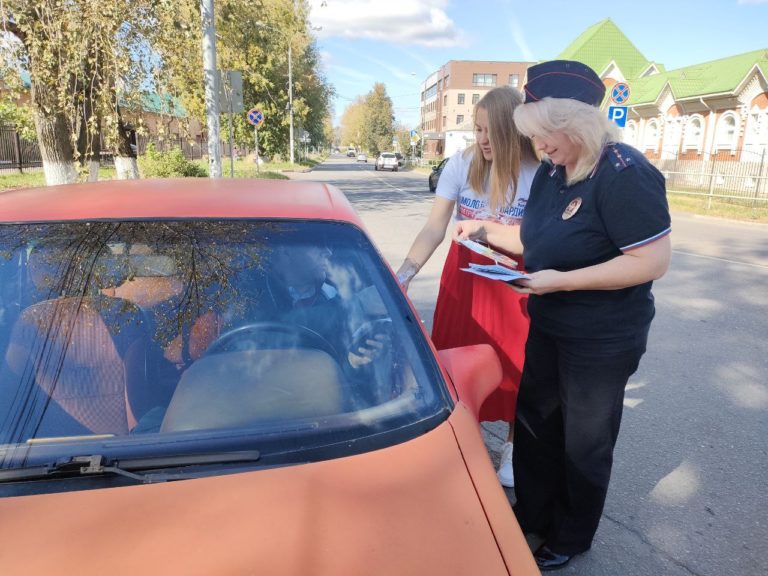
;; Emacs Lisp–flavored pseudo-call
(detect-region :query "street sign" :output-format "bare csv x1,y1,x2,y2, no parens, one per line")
610,82,631,105
410,129,420,143
219,71,244,113
247,108,264,128
608,106,628,128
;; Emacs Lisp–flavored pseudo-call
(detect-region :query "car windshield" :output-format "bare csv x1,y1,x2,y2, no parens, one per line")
0,220,451,475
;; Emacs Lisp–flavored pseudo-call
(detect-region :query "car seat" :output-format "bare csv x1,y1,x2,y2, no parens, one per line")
1,249,151,443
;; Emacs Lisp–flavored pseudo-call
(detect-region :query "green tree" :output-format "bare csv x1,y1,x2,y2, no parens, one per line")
215,0,333,161
361,83,394,156
339,98,365,150
0,0,194,184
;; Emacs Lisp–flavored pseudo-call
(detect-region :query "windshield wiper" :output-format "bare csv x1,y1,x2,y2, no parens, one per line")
0,450,261,484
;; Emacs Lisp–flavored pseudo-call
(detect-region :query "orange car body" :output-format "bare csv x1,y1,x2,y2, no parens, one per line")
0,180,539,576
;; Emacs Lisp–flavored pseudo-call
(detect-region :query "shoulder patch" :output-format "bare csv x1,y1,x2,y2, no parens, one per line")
607,145,635,172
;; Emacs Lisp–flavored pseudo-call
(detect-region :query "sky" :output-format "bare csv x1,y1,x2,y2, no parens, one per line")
305,0,768,128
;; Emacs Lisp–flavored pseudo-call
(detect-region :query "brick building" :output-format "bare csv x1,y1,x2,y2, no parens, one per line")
418,60,532,159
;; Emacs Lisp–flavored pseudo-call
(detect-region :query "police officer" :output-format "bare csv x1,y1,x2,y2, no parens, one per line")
455,60,672,570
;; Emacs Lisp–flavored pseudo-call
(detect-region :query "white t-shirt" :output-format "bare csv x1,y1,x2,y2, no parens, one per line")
436,150,539,225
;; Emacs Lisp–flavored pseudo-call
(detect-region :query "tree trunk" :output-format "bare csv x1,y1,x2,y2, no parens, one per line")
31,80,78,186
114,108,140,180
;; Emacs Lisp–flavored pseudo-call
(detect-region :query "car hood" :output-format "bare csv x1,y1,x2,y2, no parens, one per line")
0,408,537,576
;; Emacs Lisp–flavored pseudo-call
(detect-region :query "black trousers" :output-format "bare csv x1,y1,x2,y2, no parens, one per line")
512,325,647,555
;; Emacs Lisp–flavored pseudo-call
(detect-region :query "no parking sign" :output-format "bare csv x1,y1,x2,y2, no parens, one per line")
247,108,264,128
608,82,630,127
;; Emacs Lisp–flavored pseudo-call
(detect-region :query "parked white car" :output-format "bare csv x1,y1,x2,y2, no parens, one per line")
375,152,398,172
356,153,368,163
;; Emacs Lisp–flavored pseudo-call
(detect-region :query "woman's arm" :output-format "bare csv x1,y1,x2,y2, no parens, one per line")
515,235,671,295
453,219,524,255
396,196,456,289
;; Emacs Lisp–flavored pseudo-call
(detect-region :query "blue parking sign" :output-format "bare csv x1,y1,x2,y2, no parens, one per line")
608,106,627,128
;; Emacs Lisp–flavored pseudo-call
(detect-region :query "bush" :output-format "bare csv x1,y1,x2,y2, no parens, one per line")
138,144,207,178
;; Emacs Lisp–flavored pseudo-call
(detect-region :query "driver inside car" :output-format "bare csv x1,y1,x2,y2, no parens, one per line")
259,243,389,371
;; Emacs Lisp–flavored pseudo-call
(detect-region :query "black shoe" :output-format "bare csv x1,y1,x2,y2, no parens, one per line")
534,546,573,571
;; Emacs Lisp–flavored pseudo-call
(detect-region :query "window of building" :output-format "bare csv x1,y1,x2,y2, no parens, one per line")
623,121,638,147
458,93,465,105
424,83,437,100
472,94,479,104
456,115,464,125
644,120,659,152
472,73,497,87
442,116,447,129
443,95,447,106
683,116,704,151
744,108,768,157
715,112,738,152
443,75,449,88
508,74,519,87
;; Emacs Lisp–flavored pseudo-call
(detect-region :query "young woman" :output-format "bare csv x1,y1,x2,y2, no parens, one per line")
455,60,671,570
396,85,538,488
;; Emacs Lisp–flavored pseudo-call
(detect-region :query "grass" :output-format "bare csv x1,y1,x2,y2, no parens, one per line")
666,192,768,223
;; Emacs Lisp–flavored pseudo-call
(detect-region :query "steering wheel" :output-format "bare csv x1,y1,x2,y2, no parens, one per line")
203,321,338,358
349,318,394,356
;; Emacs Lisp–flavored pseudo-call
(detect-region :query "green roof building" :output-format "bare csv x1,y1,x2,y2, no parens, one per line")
556,19,768,164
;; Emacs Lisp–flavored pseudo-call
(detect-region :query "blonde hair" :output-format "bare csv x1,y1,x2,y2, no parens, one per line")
462,86,537,212
513,97,621,185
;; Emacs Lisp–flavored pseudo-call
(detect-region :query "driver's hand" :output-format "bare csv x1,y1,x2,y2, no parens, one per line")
347,333,390,369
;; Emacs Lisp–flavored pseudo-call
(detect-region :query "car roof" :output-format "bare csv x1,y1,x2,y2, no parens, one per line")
0,179,364,226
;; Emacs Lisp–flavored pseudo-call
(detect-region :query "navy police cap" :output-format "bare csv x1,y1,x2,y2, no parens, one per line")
523,60,605,107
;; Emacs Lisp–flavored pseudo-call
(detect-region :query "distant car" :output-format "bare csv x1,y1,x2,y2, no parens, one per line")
375,152,398,172
346,149,356,157
356,153,368,163
0,179,540,576
428,157,449,192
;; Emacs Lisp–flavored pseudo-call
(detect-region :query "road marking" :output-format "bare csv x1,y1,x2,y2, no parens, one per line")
673,249,768,270
361,166,420,195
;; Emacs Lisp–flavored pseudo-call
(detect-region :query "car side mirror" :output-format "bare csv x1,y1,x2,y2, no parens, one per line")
438,344,502,421
431,166,438,172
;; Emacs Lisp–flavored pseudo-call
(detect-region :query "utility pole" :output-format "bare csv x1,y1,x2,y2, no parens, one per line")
288,41,294,164
200,0,221,178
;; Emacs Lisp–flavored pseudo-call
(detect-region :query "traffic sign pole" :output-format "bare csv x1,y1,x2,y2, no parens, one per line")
247,108,265,174
254,125,260,175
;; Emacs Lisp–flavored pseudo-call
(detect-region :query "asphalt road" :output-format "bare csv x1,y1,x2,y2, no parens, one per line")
290,154,768,576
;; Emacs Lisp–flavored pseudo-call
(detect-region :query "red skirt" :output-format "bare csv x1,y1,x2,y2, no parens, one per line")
431,241,529,422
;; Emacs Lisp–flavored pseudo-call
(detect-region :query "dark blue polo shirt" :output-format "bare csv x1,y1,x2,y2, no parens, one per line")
520,143,671,342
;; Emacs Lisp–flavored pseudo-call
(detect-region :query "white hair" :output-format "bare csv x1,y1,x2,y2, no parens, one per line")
513,97,621,184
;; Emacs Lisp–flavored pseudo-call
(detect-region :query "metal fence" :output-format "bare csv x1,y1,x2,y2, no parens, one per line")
0,126,240,172
0,125,43,173
650,148,768,206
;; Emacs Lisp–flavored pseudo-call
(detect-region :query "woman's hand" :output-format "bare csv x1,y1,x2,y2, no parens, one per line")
510,269,568,295
453,219,487,242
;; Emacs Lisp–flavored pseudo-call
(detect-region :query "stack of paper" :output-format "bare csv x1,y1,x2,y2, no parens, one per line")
458,239,519,269
461,262,531,282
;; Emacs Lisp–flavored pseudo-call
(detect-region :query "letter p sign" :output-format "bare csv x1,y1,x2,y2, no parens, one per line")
608,106,627,128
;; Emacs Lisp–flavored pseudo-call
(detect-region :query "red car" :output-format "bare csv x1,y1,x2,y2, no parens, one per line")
0,179,539,576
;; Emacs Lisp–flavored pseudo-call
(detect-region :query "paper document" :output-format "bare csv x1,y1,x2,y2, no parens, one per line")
461,262,531,283
458,239,519,269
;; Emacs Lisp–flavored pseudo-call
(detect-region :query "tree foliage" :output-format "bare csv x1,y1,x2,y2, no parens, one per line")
339,83,395,156
0,0,334,182
362,83,394,156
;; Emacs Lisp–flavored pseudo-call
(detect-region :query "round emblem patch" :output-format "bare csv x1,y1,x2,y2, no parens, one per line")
562,197,582,220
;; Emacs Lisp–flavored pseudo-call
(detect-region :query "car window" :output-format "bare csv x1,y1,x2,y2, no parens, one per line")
0,220,451,479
